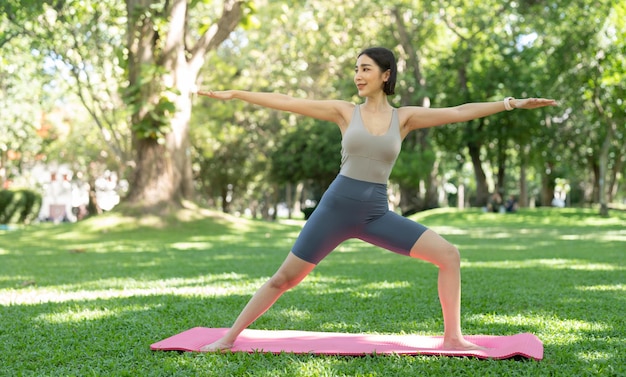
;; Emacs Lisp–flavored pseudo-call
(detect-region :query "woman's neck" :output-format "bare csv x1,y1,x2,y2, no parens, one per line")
361,94,391,112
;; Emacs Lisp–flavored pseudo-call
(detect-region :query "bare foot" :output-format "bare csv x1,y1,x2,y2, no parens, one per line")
199,339,234,353
443,338,486,351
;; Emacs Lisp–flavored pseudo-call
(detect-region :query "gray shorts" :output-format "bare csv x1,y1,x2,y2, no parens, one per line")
291,175,428,264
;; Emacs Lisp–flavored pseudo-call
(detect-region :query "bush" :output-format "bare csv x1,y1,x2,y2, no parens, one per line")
0,189,42,224
302,206,316,220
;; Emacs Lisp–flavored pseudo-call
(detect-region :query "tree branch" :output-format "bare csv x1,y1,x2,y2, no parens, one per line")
188,0,243,71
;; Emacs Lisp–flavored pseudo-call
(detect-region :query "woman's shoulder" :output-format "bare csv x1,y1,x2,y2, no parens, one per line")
396,105,422,120
335,101,358,122
395,105,437,132
338,101,358,110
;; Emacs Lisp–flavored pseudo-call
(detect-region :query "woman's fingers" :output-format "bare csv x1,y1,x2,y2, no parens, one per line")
517,98,558,109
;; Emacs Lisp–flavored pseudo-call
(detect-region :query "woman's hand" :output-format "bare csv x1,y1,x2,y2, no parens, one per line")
197,90,236,100
512,97,558,109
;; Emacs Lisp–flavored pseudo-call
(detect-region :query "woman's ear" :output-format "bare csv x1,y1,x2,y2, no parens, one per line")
383,69,391,82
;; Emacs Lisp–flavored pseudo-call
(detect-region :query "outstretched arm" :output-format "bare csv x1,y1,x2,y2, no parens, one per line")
401,97,558,131
197,90,353,127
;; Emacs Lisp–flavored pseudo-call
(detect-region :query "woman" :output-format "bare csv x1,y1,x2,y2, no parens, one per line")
197,47,557,352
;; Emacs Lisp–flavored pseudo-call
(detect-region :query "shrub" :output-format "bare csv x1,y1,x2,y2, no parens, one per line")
0,189,42,224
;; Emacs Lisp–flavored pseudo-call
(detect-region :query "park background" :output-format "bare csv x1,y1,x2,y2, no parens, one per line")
1,0,625,376
1,0,624,220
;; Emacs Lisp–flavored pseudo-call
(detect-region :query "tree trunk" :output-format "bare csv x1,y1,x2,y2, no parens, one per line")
593,101,616,217
519,144,529,207
519,159,528,208
393,6,437,213
127,137,179,208
221,185,230,213
590,160,600,203
541,164,555,207
467,141,489,207
608,151,623,203
457,52,489,208
424,156,440,209
496,137,506,196
123,0,243,213
598,128,611,217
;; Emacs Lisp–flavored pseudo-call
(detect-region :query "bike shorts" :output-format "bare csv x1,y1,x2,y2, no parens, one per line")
291,174,428,264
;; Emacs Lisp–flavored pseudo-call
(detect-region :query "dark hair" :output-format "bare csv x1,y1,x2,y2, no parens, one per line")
358,47,397,95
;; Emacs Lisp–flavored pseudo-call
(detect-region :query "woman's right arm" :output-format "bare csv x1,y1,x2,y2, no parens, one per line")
198,90,353,127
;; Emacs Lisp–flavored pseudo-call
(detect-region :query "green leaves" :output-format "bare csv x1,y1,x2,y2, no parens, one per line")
130,95,177,142
2,0,625,211
270,120,342,192
122,59,181,142
390,145,436,188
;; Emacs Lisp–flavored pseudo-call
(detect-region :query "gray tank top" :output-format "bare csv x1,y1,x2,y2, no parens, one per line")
339,105,402,184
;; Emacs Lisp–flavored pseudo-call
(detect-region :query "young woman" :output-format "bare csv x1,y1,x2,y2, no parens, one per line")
197,47,557,352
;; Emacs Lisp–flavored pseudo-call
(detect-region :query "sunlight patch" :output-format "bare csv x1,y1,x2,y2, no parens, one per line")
581,216,626,227
319,321,364,332
35,307,120,324
0,274,260,306
567,263,623,271
463,258,624,271
0,275,35,283
276,307,311,321
577,350,613,362
576,284,625,292
362,281,410,290
431,226,469,235
560,230,626,241
489,232,516,239
469,313,611,344
353,291,381,299
170,241,214,251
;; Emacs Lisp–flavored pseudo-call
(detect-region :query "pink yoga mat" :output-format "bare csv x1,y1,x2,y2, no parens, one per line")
151,327,543,360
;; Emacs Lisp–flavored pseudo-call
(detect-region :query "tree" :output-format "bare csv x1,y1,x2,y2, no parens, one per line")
4,0,624,216
432,0,514,207
581,2,626,215
521,0,624,210
0,11,60,189
2,0,250,213
192,0,379,217
390,1,448,213
123,0,250,212
270,120,342,195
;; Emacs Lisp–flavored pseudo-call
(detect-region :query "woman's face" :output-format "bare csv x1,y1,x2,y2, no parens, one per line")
354,54,389,97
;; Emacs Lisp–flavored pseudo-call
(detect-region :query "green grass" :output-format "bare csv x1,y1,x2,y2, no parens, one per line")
0,206,624,376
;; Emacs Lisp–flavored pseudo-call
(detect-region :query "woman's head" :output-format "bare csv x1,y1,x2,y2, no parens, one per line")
357,47,397,95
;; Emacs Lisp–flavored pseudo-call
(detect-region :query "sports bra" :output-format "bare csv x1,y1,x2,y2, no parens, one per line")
339,105,402,184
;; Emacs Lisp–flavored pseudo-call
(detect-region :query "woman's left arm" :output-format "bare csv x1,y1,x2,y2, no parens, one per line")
401,97,558,131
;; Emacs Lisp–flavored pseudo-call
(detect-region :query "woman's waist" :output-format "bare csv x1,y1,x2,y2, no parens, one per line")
339,155,393,184
325,174,388,201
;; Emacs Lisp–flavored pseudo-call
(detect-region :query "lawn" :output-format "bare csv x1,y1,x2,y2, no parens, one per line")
0,206,624,376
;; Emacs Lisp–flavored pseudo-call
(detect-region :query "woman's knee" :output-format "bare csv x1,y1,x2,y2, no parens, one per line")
267,252,316,291
268,272,299,291
409,230,460,268
440,244,461,269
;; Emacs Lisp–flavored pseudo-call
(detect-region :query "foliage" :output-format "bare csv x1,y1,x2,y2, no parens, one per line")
390,146,437,189
0,13,55,186
124,65,178,142
0,189,42,224
0,208,624,375
192,116,262,213
270,120,342,192
0,0,131,208
2,0,625,215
